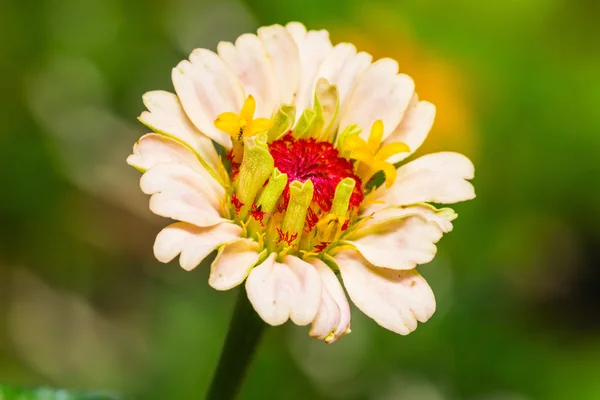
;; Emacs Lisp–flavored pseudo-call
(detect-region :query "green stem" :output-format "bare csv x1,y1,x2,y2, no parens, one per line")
205,287,267,400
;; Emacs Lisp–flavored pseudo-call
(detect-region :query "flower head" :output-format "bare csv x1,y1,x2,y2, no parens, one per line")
128,22,475,343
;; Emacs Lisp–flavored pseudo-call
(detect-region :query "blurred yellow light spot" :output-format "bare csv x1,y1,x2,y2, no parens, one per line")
331,13,476,158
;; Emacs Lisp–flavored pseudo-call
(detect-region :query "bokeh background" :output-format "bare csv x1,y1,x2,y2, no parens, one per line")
2,0,600,399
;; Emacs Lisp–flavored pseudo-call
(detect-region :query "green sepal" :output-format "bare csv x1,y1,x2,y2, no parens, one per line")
309,78,339,140
234,133,274,208
292,109,317,138
267,104,296,142
281,179,314,244
332,177,356,217
256,168,288,215
335,123,362,154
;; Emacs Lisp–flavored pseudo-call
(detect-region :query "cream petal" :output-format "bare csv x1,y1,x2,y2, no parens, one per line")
343,215,443,270
138,90,220,172
285,21,307,40
385,152,475,205
309,258,351,343
383,95,436,164
245,254,321,326
336,250,436,335
140,162,225,226
172,49,245,148
339,59,414,141
257,24,300,105
209,239,260,291
286,22,333,121
285,255,322,325
154,222,242,271
358,204,456,233
314,43,372,117
218,34,280,118
127,133,201,172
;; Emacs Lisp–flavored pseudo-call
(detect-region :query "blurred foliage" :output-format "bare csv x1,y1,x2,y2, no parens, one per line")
0,384,120,400
1,0,600,399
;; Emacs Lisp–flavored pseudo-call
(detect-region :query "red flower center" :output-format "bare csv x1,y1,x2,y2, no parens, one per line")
268,134,364,212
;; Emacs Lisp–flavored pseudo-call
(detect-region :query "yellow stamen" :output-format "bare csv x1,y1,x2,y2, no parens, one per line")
343,119,410,188
214,95,273,141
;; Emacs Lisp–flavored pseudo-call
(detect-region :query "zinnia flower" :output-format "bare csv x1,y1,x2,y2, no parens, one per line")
127,22,475,343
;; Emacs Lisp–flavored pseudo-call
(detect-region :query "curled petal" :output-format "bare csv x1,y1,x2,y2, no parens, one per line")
141,163,225,226
209,239,260,291
309,258,351,343
246,254,321,326
138,91,220,172
127,133,201,172
336,250,436,335
172,50,245,148
339,59,414,141
218,34,279,118
154,222,241,271
343,215,443,270
358,204,456,234
383,95,436,164
385,152,475,205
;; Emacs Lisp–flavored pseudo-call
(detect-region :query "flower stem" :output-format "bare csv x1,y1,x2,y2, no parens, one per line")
205,286,267,400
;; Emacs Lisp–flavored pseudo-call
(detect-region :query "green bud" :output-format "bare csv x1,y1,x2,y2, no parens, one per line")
267,104,296,142
281,179,314,245
292,109,317,138
256,168,288,215
234,133,274,207
335,123,362,153
310,78,339,140
332,177,356,217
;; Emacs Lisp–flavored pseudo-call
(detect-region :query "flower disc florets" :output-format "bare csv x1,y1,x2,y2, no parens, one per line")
269,134,364,213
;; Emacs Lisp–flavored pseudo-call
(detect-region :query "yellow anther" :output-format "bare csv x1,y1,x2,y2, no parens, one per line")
343,120,410,188
214,95,273,141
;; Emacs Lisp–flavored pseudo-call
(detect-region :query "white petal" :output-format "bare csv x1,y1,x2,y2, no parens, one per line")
138,91,220,172
154,222,241,271
344,215,443,270
141,162,225,227
285,22,307,41
172,49,245,148
336,250,436,335
385,152,475,205
383,95,436,164
127,133,201,172
257,24,300,105
245,254,321,326
359,204,456,233
315,43,372,116
285,255,322,325
309,258,351,343
286,22,333,121
218,34,280,118
209,239,260,291
339,59,414,141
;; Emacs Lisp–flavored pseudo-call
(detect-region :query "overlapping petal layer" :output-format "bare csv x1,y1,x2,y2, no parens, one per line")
129,22,475,343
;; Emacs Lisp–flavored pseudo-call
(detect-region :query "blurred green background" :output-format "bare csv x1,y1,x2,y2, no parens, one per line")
2,0,600,399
